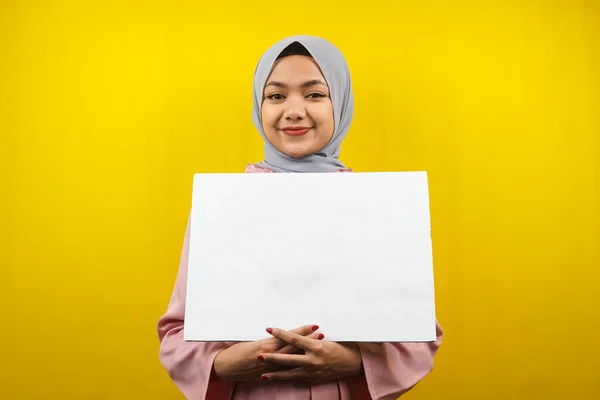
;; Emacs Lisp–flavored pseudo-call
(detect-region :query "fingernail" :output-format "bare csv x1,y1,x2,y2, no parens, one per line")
317,333,325,340
261,375,269,380
266,328,273,334
311,325,319,331
257,354,264,361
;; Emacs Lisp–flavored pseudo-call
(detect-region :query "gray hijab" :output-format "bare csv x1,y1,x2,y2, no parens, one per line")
251,35,354,173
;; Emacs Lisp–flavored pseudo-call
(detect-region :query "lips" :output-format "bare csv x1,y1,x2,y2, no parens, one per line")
280,126,312,136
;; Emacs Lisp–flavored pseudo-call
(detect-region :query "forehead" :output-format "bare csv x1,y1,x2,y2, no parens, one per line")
267,55,326,84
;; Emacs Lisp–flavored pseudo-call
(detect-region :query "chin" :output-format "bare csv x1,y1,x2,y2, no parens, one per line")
271,135,327,158
284,148,312,159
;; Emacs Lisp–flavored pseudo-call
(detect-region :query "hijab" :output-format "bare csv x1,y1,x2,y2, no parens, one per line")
251,35,354,173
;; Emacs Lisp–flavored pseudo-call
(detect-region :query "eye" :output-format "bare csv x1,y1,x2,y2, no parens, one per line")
266,93,286,100
306,92,326,99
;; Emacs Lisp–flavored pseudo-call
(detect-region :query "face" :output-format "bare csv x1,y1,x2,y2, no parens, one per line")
261,55,334,159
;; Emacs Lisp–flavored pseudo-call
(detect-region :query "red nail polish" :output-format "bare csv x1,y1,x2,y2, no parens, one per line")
266,328,273,334
311,325,319,331
317,333,325,340
261,375,269,380
257,354,264,361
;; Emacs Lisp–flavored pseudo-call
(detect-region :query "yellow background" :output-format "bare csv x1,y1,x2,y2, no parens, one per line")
2,0,599,399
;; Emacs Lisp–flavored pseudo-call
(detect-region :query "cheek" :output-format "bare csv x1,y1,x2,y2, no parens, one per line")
312,103,334,136
261,105,278,131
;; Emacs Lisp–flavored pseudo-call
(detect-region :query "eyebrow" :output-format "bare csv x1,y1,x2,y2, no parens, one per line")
265,79,328,89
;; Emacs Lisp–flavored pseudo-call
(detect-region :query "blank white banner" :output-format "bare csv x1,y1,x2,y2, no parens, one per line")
184,172,437,342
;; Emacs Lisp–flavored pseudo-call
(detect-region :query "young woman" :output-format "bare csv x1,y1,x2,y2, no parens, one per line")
157,35,443,400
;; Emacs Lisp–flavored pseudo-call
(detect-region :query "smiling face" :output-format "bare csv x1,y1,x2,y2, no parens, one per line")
261,55,335,159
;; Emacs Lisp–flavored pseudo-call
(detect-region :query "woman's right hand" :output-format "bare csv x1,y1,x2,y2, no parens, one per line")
213,324,323,381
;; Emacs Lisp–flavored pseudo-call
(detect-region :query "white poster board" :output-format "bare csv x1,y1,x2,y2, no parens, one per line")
184,172,437,342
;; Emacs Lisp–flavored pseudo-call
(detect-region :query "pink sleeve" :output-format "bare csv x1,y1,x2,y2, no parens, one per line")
157,215,233,400
349,322,443,400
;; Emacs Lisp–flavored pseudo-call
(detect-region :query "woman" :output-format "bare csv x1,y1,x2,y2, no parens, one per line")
157,35,443,400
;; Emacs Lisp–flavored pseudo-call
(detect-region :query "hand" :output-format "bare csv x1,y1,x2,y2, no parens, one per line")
213,324,322,381
258,327,363,383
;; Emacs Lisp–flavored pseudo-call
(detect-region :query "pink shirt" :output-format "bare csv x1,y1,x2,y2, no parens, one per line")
157,164,443,399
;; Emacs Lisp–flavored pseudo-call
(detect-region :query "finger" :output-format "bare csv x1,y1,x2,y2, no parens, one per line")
262,367,310,381
277,331,325,354
258,352,314,367
290,324,320,335
278,333,324,354
273,325,320,351
266,327,319,352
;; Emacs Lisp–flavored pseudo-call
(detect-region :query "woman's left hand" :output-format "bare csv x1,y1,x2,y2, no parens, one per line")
258,327,363,383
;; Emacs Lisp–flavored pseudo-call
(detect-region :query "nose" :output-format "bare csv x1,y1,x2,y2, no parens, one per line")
283,96,307,121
